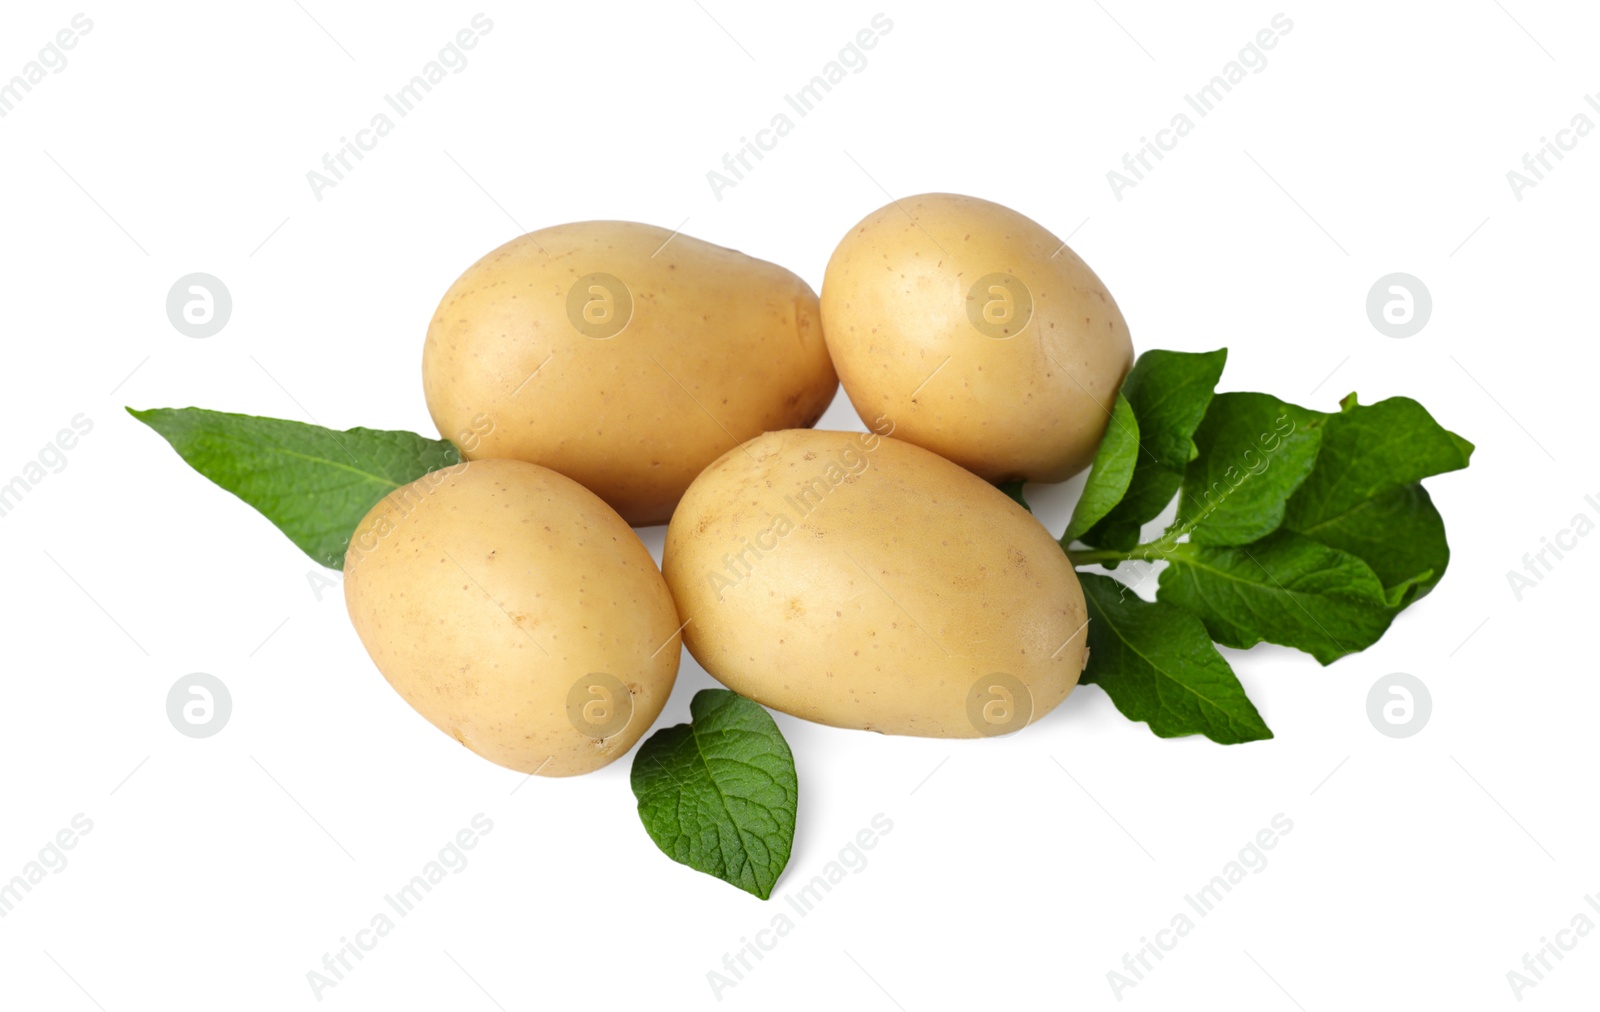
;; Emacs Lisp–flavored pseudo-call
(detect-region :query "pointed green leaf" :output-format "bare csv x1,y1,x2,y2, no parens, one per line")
1279,395,1469,602
1080,473,1178,552
1283,395,1472,534
1078,348,1227,549
1177,393,1326,546
1080,574,1272,744
1293,481,1449,605
1157,532,1395,665
129,407,460,569
1062,393,1139,543
1123,348,1230,470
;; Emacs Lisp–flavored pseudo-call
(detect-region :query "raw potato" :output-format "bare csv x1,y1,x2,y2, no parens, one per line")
423,221,838,526
343,459,681,776
821,193,1134,483
662,429,1088,738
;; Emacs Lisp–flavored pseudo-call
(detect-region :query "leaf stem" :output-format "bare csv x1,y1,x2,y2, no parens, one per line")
1065,533,1196,568
1065,547,1133,567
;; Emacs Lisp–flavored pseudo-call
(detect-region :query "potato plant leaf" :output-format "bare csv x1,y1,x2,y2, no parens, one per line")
1078,349,1227,550
1062,393,1139,543
1281,395,1472,601
1157,532,1397,665
631,689,798,900
1123,348,1230,471
1080,574,1271,744
129,407,459,568
1291,481,1449,605
1176,392,1326,546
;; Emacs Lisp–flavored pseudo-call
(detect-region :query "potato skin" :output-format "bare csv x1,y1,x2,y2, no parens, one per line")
662,429,1088,738
821,193,1134,483
343,459,681,776
423,221,837,526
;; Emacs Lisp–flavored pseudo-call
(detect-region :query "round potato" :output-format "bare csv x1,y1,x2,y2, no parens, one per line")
343,458,681,776
662,428,1088,738
821,193,1134,483
423,221,837,526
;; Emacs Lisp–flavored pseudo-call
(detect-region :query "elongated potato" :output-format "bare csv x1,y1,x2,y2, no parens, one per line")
662,429,1088,737
344,459,681,776
423,221,837,526
821,193,1133,483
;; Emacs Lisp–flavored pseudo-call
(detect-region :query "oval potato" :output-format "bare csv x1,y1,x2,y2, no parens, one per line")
821,193,1133,483
662,429,1087,737
344,459,681,776
424,221,837,526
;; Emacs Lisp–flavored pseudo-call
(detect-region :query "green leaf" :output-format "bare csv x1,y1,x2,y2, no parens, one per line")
997,480,1030,512
631,689,798,900
1079,474,1176,552
1292,481,1448,605
1078,349,1227,549
1283,394,1471,531
1177,392,1326,546
1062,393,1139,543
1123,348,1230,470
129,407,460,569
1280,395,1470,601
1157,532,1396,665
1080,574,1272,744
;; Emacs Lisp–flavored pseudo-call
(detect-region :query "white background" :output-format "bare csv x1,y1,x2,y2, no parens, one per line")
1,1,1595,1008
